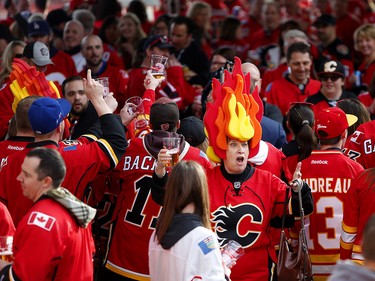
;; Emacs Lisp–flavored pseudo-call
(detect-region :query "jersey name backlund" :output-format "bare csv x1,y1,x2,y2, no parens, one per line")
304,178,351,193
122,155,157,171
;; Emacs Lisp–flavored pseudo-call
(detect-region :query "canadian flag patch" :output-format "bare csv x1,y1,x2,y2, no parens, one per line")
27,212,56,231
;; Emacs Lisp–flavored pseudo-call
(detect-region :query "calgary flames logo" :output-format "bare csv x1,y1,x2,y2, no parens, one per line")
211,203,264,248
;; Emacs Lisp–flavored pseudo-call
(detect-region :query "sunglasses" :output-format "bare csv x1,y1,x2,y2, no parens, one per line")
14,54,23,59
320,75,342,82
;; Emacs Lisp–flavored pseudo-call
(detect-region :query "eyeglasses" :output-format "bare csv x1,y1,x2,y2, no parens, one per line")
320,75,342,82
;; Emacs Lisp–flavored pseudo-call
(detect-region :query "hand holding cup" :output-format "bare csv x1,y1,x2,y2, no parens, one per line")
150,54,168,79
221,240,244,269
125,96,148,129
94,77,110,97
162,137,180,168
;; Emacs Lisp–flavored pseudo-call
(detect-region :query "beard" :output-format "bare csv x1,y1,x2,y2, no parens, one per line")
87,57,102,68
70,103,87,116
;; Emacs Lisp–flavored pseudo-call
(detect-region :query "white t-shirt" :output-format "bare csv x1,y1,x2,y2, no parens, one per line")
149,226,227,281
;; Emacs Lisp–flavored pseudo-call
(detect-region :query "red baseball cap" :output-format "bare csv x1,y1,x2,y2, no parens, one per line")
315,107,358,139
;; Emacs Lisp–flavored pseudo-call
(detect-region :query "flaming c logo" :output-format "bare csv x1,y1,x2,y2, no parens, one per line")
211,203,263,248
323,61,338,73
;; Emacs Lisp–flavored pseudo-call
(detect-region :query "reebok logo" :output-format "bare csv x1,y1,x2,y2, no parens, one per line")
311,160,328,164
7,145,24,151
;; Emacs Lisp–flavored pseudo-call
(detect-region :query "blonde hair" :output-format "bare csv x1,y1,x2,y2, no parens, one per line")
0,40,26,85
186,1,212,30
118,12,146,45
354,24,375,51
155,161,211,243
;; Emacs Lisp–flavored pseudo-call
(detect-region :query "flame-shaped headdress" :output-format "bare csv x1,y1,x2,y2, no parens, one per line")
9,58,60,112
203,57,263,163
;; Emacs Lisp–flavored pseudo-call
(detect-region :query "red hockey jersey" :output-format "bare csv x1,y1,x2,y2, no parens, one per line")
11,198,95,281
207,166,287,281
340,169,375,263
0,114,126,226
265,77,321,116
0,136,34,161
300,150,363,279
106,134,211,280
344,120,375,169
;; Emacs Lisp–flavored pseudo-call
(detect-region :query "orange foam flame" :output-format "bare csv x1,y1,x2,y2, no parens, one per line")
9,58,60,112
204,57,263,163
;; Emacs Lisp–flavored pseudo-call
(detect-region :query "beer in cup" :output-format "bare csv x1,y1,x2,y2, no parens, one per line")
162,137,180,167
0,236,13,262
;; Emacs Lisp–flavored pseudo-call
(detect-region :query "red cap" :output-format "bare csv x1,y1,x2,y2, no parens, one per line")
315,107,358,139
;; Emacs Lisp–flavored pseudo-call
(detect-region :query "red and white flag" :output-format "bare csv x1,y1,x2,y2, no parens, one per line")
27,212,56,231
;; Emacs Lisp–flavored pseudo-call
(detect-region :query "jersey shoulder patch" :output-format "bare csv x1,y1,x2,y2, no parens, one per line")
198,235,218,255
27,211,56,231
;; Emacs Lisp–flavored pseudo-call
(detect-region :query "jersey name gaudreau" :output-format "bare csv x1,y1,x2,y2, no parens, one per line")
303,177,351,193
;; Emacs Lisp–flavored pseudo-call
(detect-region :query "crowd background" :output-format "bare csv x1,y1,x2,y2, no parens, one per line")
0,0,375,281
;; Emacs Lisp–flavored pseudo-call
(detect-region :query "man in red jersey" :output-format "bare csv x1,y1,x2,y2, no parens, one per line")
0,70,128,227
332,215,375,280
0,96,36,161
261,28,321,98
0,148,96,281
63,20,86,73
102,76,211,281
27,20,77,86
299,107,363,279
127,35,199,117
265,42,321,117
79,34,128,111
340,170,375,263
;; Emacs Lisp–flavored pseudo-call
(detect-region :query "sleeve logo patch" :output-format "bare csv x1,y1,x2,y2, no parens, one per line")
198,236,217,255
27,212,56,231
63,145,77,151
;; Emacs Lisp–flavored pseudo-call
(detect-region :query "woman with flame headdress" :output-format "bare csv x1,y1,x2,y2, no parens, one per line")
153,57,313,281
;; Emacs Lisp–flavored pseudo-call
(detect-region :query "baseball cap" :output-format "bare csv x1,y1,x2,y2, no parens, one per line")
177,116,206,147
143,35,173,51
315,107,358,139
23,41,54,66
150,97,179,131
28,20,50,37
28,97,71,135
318,60,346,78
314,14,336,27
